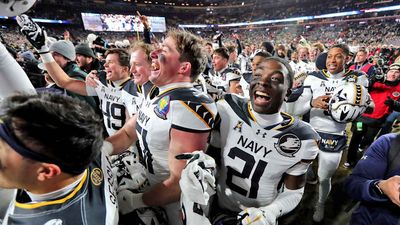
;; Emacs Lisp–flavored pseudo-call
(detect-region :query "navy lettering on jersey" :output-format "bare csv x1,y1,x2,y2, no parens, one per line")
237,135,273,158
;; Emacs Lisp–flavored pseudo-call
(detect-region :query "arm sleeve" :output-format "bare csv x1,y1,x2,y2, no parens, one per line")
0,42,36,98
284,87,312,116
143,27,151,44
284,76,313,116
218,38,223,48
86,84,98,96
236,38,242,55
261,185,304,218
344,134,394,203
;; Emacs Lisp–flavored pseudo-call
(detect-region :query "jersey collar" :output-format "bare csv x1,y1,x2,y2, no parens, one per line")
158,82,193,95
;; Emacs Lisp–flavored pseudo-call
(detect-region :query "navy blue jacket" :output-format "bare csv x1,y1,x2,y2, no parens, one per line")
344,133,400,225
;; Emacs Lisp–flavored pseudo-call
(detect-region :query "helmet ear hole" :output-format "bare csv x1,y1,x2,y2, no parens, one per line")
328,82,371,123
0,0,36,17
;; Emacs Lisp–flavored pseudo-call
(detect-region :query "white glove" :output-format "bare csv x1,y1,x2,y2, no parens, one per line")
117,190,147,215
114,150,148,193
238,207,277,225
176,150,216,205
101,141,113,156
16,14,49,53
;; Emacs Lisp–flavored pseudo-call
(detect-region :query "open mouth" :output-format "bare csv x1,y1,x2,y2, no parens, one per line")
150,60,161,78
328,64,337,71
253,90,271,105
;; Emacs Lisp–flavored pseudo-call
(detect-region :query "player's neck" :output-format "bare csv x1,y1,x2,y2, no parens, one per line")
252,110,284,128
158,82,192,93
328,69,345,77
25,171,86,202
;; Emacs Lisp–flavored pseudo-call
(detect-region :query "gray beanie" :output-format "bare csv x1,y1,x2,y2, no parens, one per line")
49,40,76,61
75,43,96,59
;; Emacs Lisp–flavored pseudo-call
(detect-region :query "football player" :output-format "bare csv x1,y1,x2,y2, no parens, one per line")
0,93,118,225
194,56,320,225
285,44,372,222
16,15,153,224
106,29,218,225
208,47,243,95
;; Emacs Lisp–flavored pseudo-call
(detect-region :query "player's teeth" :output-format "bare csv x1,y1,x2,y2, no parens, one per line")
256,91,269,97
151,63,159,70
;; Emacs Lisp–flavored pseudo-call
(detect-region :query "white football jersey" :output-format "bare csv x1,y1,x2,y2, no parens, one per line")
135,83,218,225
285,69,369,135
86,72,132,136
121,81,158,117
211,94,319,212
208,67,241,92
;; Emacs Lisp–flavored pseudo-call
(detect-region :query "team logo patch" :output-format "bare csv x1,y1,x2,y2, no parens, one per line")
274,133,301,157
392,92,400,98
154,95,170,120
233,121,243,133
345,75,358,83
91,168,103,186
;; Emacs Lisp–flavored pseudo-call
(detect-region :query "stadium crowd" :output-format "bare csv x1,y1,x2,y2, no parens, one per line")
0,1,400,225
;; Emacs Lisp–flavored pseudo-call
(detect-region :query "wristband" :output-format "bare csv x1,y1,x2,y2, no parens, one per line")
40,52,55,63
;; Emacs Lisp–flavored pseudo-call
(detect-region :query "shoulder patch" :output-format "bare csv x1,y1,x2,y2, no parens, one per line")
154,95,170,120
90,167,103,186
274,133,302,158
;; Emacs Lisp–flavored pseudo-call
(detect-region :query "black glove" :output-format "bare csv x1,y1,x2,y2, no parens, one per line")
16,14,49,53
384,96,394,108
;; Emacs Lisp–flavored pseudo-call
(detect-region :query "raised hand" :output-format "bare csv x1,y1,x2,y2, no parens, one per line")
16,14,48,53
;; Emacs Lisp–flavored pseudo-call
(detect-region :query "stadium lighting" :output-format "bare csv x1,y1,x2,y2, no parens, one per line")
0,16,71,24
178,4,400,28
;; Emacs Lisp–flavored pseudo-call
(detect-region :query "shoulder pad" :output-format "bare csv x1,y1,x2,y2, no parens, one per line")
308,70,329,81
274,118,320,141
223,94,252,125
122,81,140,96
98,71,108,86
155,87,214,104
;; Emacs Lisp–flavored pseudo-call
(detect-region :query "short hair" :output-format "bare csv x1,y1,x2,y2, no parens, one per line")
205,42,213,48
276,44,286,51
0,93,104,175
312,42,325,53
130,41,154,63
252,51,272,61
213,47,230,60
105,48,130,67
357,47,369,55
226,45,237,54
260,56,294,90
330,44,350,56
297,45,310,53
167,28,207,81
